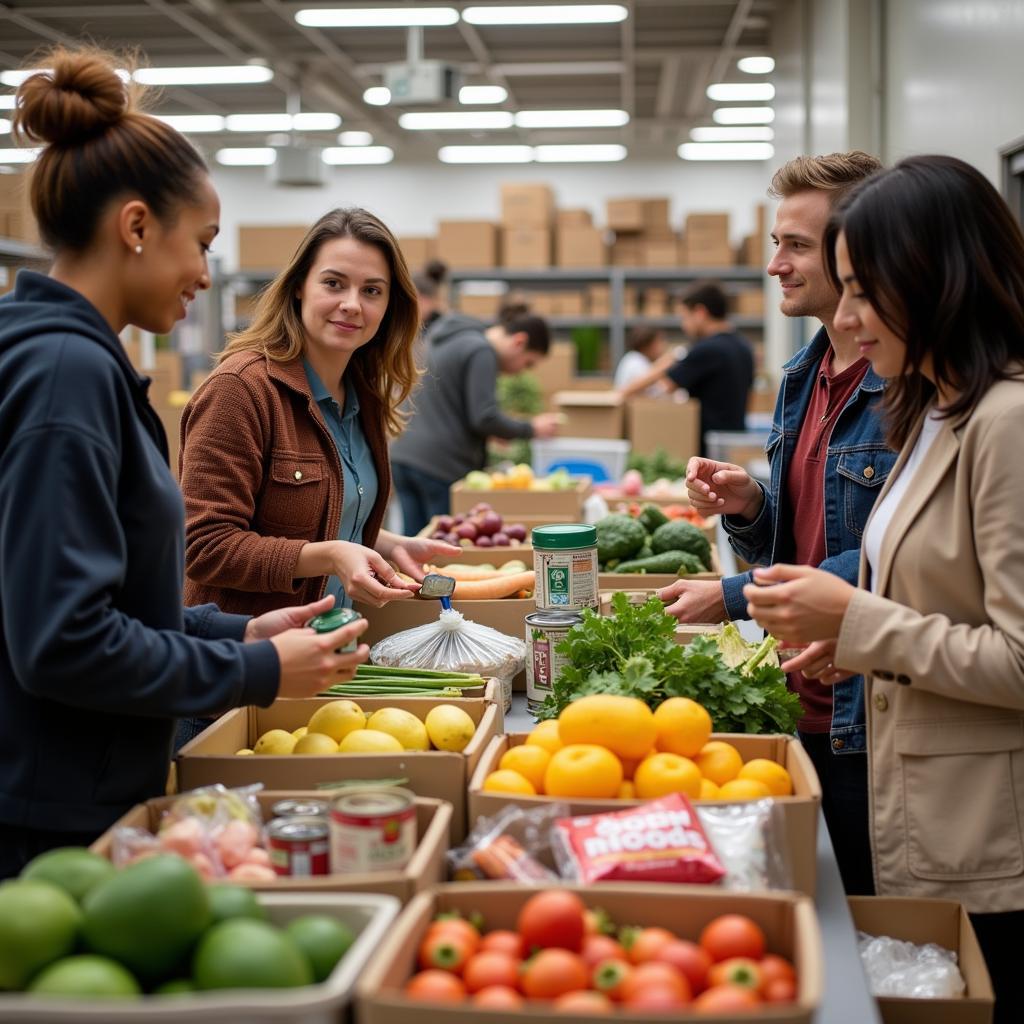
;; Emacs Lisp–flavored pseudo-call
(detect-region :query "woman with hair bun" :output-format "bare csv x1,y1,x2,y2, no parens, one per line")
413,258,448,332
0,46,370,876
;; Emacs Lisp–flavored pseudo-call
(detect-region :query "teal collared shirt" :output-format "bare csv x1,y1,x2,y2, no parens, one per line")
303,359,379,607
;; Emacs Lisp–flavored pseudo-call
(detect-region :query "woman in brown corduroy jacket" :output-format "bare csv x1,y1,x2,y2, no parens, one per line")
179,208,459,618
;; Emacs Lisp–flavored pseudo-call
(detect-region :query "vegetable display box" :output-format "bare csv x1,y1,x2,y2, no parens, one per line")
468,733,822,896
597,591,723,646
597,542,722,591
176,696,500,843
0,890,399,1024
415,513,551,567
449,477,591,519
355,883,822,1024
848,897,994,1024
91,793,451,905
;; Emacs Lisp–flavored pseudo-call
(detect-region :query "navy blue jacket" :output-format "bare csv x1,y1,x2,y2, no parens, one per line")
0,272,279,833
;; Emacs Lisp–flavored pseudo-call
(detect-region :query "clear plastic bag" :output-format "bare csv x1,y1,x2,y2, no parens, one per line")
696,798,793,891
448,802,567,882
858,932,966,999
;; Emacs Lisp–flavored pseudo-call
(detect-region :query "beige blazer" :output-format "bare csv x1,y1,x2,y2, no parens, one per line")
835,375,1024,912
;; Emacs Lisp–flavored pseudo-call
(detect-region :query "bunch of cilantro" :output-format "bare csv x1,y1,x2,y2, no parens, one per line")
536,593,802,734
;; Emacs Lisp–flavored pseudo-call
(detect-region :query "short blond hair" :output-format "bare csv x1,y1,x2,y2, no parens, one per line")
768,151,882,207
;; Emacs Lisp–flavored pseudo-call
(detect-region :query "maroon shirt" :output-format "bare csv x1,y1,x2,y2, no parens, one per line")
785,350,869,732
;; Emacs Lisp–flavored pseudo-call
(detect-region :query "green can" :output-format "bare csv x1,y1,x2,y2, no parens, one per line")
532,523,599,612
306,606,363,653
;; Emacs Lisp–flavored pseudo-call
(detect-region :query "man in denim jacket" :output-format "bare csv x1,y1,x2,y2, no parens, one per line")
659,152,891,895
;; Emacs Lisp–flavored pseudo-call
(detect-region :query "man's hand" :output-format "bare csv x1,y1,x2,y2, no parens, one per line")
657,579,727,623
686,457,763,520
244,594,336,642
531,412,561,439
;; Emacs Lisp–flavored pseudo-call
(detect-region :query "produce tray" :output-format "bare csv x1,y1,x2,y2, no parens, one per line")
0,890,399,1023
450,478,591,518
597,542,723,590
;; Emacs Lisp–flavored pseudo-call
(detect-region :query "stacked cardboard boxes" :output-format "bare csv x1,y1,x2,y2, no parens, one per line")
499,184,554,269
606,195,678,268
0,172,38,244
680,211,733,267
437,220,499,269
397,236,436,271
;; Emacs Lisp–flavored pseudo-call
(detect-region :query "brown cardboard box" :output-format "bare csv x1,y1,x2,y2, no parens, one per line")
552,390,624,440
684,211,731,245
642,286,671,316
643,237,681,268
610,234,644,266
238,225,308,271
437,220,499,269
681,238,735,267
588,283,611,316
534,339,577,396
500,183,555,228
627,396,701,461
397,236,436,270
450,477,592,518
551,290,586,316
555,225,607,267
469,732,822,896
735,288,765,316
597,542,722,589
456,292,500,319
91,792,451,904
0,172,38,244
848,897,994,1024
356,883,822,1024
416,514,535,566
622,285,640,316
557,208,592,228
501,226,552,268
176,695,500,842
606,197,672,234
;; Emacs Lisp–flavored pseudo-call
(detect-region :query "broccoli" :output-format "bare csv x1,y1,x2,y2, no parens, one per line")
650,520,711,570
595,514,648,564
638,504,669,534
614,550,707,575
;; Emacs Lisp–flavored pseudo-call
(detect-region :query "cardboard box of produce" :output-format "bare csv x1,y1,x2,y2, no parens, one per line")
397,236,436,270
552,390,625,440
238,225,309,272
450,477,592,519
557,208,593,228
556,225,607,268
437,220,499,269
469,732,822,896
501,226,552,269
627,396,701,461
848,897,994,1024
597,548,722,590
500,183,555,228
91,793,451,904
176,696,500,843
356,882,822,1024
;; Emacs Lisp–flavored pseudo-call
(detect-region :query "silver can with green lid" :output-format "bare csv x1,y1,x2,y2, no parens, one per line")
532,523,598,612
306,606,363,653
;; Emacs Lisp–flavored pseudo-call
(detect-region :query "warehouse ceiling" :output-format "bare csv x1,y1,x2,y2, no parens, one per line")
0,1,777,161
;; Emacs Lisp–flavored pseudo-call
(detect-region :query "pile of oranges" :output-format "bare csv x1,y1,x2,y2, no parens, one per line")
481,695,794,802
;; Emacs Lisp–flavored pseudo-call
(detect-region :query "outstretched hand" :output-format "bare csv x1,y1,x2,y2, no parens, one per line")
686,457,763,520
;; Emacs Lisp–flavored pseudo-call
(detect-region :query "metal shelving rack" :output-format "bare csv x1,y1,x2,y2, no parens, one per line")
0,236,47,267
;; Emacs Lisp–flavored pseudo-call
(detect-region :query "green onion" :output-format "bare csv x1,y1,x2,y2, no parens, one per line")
355,665,485,682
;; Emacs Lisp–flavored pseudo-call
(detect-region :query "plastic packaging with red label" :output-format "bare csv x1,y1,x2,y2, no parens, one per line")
552,793,726,885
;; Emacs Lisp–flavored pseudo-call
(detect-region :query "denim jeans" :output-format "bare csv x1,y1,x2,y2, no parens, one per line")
392,462,452,536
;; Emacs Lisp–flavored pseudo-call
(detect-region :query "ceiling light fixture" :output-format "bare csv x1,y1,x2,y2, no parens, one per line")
156,114,226,133
135,65,273,85
534,143,627,162
463,5,627,25
226,113,293,132
0,95,15,109
296,7,458,27
690,126,774,142
0,147,40,163
363,87,391,106
706,82,775,102
439,145,533,163
712,106,775,124
338,130,374,146
459,85,508,104
322,145,394,164
515,108,628,128
1,68,130,87
215,147,276,166
678,142,774,161
293,112,342,131
0,118,10,134
399,110,514,130
738,56,776,74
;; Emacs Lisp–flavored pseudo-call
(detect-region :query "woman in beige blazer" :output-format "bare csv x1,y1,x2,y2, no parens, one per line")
744,155,1024,1021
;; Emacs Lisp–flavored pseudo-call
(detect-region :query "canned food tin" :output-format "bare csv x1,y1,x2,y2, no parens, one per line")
306,607,363,653
329,787,416,874
532,523,599,612
525,611,581,713
270,798,329,820
266,815,330,877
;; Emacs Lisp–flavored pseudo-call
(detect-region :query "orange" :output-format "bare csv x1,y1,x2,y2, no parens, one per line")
544,744,623,799
697,778,722,801
619,750,654,780
525,719,563,756
653,698,712,758
499,745,551,793
633,752,702,800
695,741,743,786
557,695,657,760
738,759,793,796
482,770,536,796
718,778,772,801
617,780,636,800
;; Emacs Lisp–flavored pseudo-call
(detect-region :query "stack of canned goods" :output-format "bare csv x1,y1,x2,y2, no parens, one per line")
527,523,599,713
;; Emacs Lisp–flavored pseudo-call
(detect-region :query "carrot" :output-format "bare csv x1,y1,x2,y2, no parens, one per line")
423,563,507,581
452,571,535,600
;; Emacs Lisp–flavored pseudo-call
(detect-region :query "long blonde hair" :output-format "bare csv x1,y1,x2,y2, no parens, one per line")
220,208,419,436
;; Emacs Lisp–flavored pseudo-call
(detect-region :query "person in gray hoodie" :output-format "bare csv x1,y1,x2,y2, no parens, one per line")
390,310,561,534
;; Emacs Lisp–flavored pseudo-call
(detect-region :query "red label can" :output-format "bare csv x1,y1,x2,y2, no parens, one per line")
266,815,330,876
329,787,416,874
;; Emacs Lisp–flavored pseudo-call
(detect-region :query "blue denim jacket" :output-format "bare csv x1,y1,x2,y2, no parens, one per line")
720,327,895,754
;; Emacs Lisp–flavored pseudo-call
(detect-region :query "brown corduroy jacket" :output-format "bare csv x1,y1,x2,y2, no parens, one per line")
179,351,391,617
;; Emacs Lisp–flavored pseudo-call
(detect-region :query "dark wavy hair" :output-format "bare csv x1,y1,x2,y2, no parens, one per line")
825,154,1024,448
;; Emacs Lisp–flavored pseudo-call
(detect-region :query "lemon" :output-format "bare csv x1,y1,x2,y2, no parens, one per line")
366,708,430,751
424,705,476,752
307,700,365,743
252,729,297,755
338,729,403,754
291,726,308,740
235,748,255,756
292,733,339,755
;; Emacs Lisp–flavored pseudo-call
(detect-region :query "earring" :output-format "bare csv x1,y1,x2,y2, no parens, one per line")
134,245,143,255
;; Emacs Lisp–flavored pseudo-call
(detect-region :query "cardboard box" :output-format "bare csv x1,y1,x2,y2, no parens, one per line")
606,197,672,234
552,390,625,440
684,211,731,245
238,225,309,271
557,208,593,228
397,236,436,270
643,285,671,315
176,695,500,842
0,172,38,244
596,591,722,647
501,226,552,268
534,340,577,396
416,514,535,566
588,283,611,316
735,289,765,316
611,234,644,266
597,542,722,590
643,237,681,268
848,897,994,1024
469,732,822,895
627,396,702,461
681,239,735,267
456,292,500,319
555,225,607,268
437,220,498,269
551,291,586,316
500,183,555,228
450,477,592,518
356,883,822,1024
91,793,451,904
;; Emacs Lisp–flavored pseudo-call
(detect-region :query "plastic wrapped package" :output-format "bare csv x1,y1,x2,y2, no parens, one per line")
370,609,526,711
696,798,792,891
448,802,567,882
858,932,966,999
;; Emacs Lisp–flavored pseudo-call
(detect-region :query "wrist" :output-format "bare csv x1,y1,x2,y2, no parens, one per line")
739,488,764,522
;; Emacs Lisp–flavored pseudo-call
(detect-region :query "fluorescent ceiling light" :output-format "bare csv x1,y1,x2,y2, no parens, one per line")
678,142,774,161
363,87,391,106
338,130,373,146
0,147,39,163
322,145,394,164
738,56,775,74
515,108,628,128
459,85,508,104
463,5,627,25
713,106,775,124
226,113,291,132
296,7,458,27
534,143,626,162
439,145,533,163
2,68,129,87
0,119,10,134
706,82,775,102
156,114,225,133
690,126,774,142
0,95,15,109
399,110,514,130
215,147,276,166
135,66,273,85
293,112,341,131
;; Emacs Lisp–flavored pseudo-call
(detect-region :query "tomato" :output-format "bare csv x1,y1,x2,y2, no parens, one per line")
581,933,627,969
620,961,692,1003
624,926,676,964
699,914,766,962
553,990,613,1013
462,951,521,993
404,969,467,1002
591,958,633,1001
472,985,524,1009
480,929,525,959
520,949,589,1000
418,931,474,974
428,918,481,954
763,977,797,1003
692,984,761,1013
758,953,796,993
708,957,762,991
622,986,689,1011
653,940,712,994
517,891,586,953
